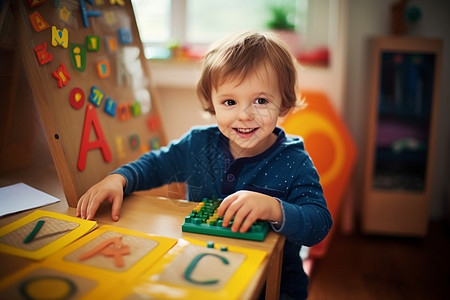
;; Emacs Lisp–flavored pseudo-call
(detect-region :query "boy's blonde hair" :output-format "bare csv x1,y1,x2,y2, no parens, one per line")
197,31,303,115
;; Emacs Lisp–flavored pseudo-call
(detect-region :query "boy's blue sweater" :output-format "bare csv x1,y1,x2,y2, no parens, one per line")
113,126,332,299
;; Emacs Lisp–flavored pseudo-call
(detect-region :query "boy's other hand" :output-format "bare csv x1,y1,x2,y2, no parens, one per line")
217,190,282,233
76,174,126,221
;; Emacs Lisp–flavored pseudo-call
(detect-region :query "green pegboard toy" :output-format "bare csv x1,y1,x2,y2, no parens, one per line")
182,198,270,241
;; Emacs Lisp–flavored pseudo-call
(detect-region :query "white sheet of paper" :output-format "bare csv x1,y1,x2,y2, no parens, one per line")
0,183,60,217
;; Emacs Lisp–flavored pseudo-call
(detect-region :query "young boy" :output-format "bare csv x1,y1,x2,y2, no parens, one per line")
77,31,332,299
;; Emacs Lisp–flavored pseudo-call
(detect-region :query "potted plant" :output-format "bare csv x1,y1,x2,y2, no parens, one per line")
266,5,301,56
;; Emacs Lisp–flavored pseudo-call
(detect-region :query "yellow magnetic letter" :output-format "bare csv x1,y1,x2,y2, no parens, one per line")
52,26,68,48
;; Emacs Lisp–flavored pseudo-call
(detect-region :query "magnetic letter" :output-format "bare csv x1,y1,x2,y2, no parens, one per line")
28,11,49,32
80,0,102,28
117,103,131,121
77,104,112,171
150,137,160,150
103,10,117,26
33,42,53,65
69,87,85,110
109,0,125,6
51,26,68,48
147,114,161,132
115,136,125,158
104,97,117,116
129,134,140,150
89,86,105,107
140,144,150,154
131,102,141,116
86,35,100,51
70,43,87,71
52,63,71,88
96,59,110,78
59,5,72,23
28,0,45,8
105,36,117,53
118,28,132,44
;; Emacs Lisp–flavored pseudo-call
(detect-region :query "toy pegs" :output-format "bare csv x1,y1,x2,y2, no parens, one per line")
52,63,71,88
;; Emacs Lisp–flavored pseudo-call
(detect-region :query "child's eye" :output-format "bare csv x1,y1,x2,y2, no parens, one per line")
254,98,268,105
223,99,236,106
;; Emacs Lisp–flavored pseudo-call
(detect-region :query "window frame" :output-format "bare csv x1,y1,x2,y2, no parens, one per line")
133,0,308,59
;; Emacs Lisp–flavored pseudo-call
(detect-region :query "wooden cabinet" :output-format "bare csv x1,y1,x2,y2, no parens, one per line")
362,36,442,236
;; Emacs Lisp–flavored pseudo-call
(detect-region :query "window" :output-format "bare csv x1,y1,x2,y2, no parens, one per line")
132,0,171,43
131,0,308,59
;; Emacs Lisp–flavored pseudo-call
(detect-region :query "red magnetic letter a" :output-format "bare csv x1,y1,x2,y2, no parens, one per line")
78,104,112,171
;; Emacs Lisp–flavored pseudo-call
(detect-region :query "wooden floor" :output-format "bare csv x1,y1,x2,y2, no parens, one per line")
307,222,450,299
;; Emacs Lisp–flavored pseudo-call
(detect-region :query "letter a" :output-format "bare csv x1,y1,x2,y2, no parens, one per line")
78,104,112,171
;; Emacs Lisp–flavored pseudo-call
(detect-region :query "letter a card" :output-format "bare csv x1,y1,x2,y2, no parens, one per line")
0,210,97,260
46,225,177,281
115,238,267,300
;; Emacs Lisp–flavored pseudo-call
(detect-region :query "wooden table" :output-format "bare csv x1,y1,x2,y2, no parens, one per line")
0,193,285,299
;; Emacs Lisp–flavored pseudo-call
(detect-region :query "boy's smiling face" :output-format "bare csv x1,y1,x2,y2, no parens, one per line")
212,63,285,159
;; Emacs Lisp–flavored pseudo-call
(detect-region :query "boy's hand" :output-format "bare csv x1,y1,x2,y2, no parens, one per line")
217,190,283,233
76,174,126,221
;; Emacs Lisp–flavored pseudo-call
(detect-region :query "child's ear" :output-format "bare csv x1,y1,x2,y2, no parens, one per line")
203,103,216,115
207,106,216,115
279,107,291,117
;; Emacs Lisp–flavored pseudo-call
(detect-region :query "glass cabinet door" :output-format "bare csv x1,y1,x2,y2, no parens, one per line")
373,51,436,191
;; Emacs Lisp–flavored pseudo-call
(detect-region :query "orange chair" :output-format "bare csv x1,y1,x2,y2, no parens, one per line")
281,91,357,273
